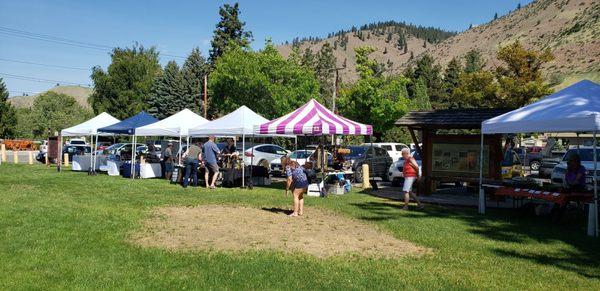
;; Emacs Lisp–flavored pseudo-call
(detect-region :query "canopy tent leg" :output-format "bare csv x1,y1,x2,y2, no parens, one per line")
58,135,63,172
131,135,136,179
594,131,598,237
249,134,254,190
478,132,485,214
93,134,99,174
89,134,94,173
242,134,245,188
178,135,182,165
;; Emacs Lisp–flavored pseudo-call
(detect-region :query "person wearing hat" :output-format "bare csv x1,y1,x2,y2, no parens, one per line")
164,142,174,180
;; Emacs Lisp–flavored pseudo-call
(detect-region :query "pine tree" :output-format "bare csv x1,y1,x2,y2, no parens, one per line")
443,57,463,106
209,3,253,64
494,12,498,20
412,77,432,111
464,49,485,73
148,61,186,119
315,43,337,106
182,47,209,114
404,44,408,54
386,32,392,43
301,48,315,68
517,3,521,9
383,47,388,54
0,78,17,138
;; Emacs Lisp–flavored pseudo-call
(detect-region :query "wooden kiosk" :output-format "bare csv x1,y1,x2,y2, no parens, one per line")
395,109,512,195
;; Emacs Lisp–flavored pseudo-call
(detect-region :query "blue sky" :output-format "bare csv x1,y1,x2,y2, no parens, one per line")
0,0,532,97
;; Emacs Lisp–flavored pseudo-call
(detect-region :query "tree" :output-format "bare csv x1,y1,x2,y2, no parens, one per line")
208,41,319,119
314,43,337,107
148,61,186,119
452,71,499,108
464,49,485,73
354,46,384,79
494,13,498,20
29,92,92,138
209,2,253,64
412,77,432,111
517,3,521,9
89,45,162,120
443,57,463,99
412,54,444,106
0,78,17,138
181,47,209,114
495,41,554,106
300,47,315,68
338,75,410,141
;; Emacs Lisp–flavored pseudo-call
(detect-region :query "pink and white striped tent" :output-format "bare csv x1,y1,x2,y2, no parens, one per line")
255,99,373,136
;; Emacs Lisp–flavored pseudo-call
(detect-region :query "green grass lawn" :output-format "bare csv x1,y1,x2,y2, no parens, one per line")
1,164,598,290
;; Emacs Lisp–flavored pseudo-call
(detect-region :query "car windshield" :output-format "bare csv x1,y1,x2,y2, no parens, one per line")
563,149,600,162
290,150,313,159
346,146,367,159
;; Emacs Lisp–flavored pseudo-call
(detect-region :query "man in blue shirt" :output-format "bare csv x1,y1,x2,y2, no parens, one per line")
203,135,220,189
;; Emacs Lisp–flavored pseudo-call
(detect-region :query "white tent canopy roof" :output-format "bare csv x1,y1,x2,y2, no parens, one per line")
188,105,291,137
482,80,600,134
61,112,120,136
135,108,208,136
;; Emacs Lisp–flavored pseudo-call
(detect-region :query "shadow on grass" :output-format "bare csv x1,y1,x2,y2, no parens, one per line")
349,196,600,279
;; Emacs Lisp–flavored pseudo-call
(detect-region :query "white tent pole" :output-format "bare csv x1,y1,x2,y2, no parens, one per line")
58,135,63,172
178,135,182,165
89,134,94,172
593,130,598,237
478,131,485,214
94,134,99,172
131,134,136,179
242,134,245,188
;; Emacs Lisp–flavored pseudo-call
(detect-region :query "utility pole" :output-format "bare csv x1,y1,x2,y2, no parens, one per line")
203,74,208,119
329,66,345,144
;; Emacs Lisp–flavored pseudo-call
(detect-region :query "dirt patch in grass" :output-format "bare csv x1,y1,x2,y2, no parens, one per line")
132,205,430,258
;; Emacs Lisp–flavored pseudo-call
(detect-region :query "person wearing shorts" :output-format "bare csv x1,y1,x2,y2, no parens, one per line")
401,148,423,210
203,135,221,189
288,161,308,217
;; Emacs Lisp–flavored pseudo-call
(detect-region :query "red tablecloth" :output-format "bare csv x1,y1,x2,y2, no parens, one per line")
493,187,593,205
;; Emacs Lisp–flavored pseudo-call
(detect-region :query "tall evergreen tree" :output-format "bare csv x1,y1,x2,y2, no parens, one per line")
444,57,462,95
412,78,431,111
181,47,209,114
148,61,186,119
300,48,315,68
412,54,443,106
494,12,498,20
315,43,337,107
209,2,253,64
0,78,17,138
464,49,485,73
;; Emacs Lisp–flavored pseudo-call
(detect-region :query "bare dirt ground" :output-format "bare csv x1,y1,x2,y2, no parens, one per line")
132,205,430,259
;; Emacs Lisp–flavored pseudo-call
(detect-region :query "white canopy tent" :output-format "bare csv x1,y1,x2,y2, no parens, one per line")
136,109,209,164
479,80,600,236
188,106,295,187
60,112,120,172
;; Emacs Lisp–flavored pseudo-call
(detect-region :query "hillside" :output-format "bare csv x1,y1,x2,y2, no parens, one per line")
278,22,456,84
278,0,600,87
9,86,93,109
424,0,600,88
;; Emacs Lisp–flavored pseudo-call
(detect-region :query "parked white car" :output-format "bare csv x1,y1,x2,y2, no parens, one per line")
388,151,422,187
243,144,290,169
364,142,409,161
551,147,600,191
67,138,87,146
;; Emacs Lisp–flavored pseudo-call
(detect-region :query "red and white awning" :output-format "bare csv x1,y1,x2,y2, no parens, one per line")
255,99,372,136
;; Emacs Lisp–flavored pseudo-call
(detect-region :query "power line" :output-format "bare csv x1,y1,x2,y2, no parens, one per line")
0,72,90,87
0,26,187,59
0,58,90,71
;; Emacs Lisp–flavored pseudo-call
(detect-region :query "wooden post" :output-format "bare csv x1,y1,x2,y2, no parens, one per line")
28,151,33,164
13,151,18,164
1,144,6,162
362,164,370,189
63,153,69,166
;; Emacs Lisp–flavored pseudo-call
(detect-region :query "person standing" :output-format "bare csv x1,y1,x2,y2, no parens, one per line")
164,142,174,181
401,148,423,210
288,161,308,217
203,135,220,189
182,141,202,188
